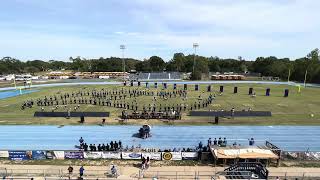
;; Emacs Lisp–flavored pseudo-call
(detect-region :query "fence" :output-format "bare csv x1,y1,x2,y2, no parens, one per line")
281,151,320,161
2,168,320,180
0,150,198,161
139,170,320,180
1,168,110,178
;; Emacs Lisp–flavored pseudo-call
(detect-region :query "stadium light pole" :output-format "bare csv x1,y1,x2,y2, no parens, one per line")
120,45,126,81
192,43,199,75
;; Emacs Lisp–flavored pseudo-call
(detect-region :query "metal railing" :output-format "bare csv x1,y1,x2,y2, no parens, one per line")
2,168,320,180
2,168,111,178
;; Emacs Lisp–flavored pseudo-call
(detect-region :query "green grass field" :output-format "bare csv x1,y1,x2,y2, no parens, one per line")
0,83,319,125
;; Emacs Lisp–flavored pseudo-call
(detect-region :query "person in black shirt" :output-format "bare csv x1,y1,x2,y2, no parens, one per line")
68,165,73,178
118,141,122,149
223,137,227,146
213,138,217,145
218,137,222,145
110,141,114,150
79,137,84,145
114,141,118,150
198,141,203,149
83,143,88,151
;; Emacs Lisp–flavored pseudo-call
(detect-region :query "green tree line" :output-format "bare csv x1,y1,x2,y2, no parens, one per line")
1,49,319,83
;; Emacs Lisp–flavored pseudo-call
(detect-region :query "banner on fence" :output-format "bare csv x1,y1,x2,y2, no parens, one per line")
141,152,162,160
182,152,198,160
162,152,182,160
121,152,141,160
64,151,84,159
101,152,121,159
54,151,65,159
32,150,46,160
84,152,102,159
0,151,9,158
8,151,32,160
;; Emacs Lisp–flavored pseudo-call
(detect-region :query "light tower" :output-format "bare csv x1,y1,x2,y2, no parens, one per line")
120,45,126,81
192,43,199,74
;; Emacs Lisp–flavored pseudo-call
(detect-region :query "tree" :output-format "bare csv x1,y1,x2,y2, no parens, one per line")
149,56,165,71
305,48,320,82
307,48,319,61
24,66,39,75
190,70,202,80
172,53,186,71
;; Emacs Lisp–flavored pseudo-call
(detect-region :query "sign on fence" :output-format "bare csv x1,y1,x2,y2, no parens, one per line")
84,152,102,159
54,151,65,159
162,152,182,160
0,151,9,158
141,152,162,160
64,151,84,159
101,152,121,159
46,151,65,159
32,150,46,160
8,151,32,160
121,152,141,160
182,152,198,160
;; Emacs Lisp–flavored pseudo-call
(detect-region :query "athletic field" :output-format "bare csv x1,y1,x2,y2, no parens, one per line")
0,82,319,125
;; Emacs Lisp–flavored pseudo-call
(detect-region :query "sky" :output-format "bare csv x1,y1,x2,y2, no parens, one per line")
0,0,319,61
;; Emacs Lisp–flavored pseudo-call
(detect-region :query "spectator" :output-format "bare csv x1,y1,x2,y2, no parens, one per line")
223,137,227,146
119,140,122,149
83,143,88,151
198,141,203,149
207,138,212,147
141,156,146,169
218,137,222,145
111,165,118,178
79,137,84,145
146,156,150,169
79,166,85,177
67,165,73,178
110,141,114,150
249,138,255,146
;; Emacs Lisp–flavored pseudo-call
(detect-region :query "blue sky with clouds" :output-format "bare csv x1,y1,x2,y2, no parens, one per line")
0,0,319,61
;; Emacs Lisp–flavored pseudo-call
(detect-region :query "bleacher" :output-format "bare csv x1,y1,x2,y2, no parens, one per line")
135,73,149,80
149,72,169,79
223,162,268,179
170,72,181,79
131,72,181,81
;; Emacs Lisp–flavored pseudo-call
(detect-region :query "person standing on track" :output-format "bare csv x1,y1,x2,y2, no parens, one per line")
79,166,85,177
67,165,73,179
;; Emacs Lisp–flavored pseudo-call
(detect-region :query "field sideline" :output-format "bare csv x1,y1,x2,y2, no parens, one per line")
0,83,319,125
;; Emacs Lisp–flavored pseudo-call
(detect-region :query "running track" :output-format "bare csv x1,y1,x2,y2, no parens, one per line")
0,125,319,151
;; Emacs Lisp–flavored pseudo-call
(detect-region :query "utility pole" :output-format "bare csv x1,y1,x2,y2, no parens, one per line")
304,69,308,88
192,43,199,75
120,45,126,81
